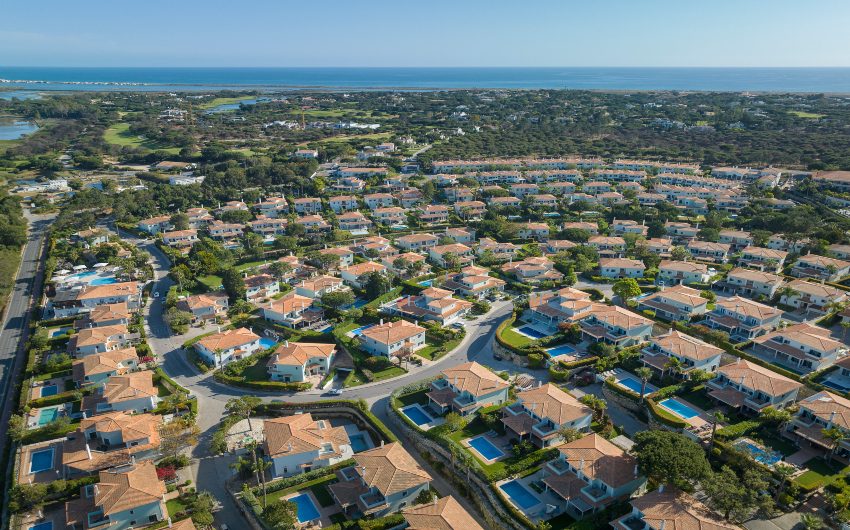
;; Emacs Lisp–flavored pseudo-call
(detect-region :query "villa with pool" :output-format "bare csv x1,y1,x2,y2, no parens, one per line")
72,347,139,387
612,487,739,530
640,330,723,378
579,305,653,347
193,327,262,367
501,384,592,448
786,391,850,463
707,359,803,413
263,413,354,478
427,362,510,417
266,341,336,384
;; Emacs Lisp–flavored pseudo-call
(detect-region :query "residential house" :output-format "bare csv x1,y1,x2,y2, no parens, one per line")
583,181,613,194
359,319,426,357
255,197,290,218
194,327,262,367
395,233,439,252
341,261,388,289
544,239,577,255
704,296,782,340
598,258,645,279
738,246,788,272
427,362,510,416
502,256,564,283
81,371,159,415
477,238,520,261
444,227,476,244
502,384,592,448
267,342,336,384
510,183,539,197
329,195,360,213
442,265,506,300
137,215,172,235
364,193,395,210
787,391,850,462
791,254,850,281
719,230,754,250
429,243,474,268
293,197,323,214
419,205,450,224
531,194,559,209
73,302,130,330
641,330,723,377
263,413,352,478
637,285,708,322
644,238,674,257
665,222,699,243
611,220,648,237
707,359,802,412
69,324,136,357
657,260,710,286
372,206,406,225
490,196,522,209
517,222,551,240
329,443,431,517
527,288,595,328
388,287,473,325
71,228,109,248
295,215,331,234
687,240,731,263
829,244,850,261
296,275,348,299
543,434,646,520
781,279,848,313
244,274,280,301
207,221,243,243
337,212,373,233
722,268,784,299
579,306,653,347
262,293,323,329
318,247,355,268
65,462,166,530
72,348,139,388
454,200,486,219
50,282,141,318
176,293,228,324
401,496,484,530
752,323,844,374
587,236,626,258
611,488,740,530
249,217,289,239
562,222,598,236
767,234,808,253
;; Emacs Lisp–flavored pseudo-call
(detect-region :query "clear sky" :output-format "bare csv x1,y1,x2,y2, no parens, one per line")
3,0,849,67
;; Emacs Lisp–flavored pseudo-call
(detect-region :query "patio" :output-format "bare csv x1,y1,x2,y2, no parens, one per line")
496,470,565,522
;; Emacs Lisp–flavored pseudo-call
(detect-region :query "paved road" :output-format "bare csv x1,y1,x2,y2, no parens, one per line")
0,210,56,520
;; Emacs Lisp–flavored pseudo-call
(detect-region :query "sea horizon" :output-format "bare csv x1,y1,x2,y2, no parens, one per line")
3,66,850,93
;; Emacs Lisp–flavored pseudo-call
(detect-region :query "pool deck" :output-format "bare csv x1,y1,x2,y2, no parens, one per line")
659,397,710,429
281,489,338,528
17,438,64,485
401,404,445,431
496,471,565,522
462,434,511,464
28,376,72,401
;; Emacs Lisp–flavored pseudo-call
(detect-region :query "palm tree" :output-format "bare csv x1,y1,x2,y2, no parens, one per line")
634,367,653,402
840,321,850,342
664,357,684,378
822,426,845,464
708,411,728,454
801,513,824,530
214,347,224,368
557,427,583,444
773,464,796,500
777,285,798,304
579,394,607,424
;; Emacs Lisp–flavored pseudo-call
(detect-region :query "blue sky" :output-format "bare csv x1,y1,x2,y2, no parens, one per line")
2,0,849,67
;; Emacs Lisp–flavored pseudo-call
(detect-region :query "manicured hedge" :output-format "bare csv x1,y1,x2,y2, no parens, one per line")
258,458,356,495
646,398,688,429
213,371,311,392
715,420,761,440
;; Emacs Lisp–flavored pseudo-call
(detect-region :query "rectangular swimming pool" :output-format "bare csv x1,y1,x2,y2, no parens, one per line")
29,448,54,473
733,439,783,466
38,407,60,426
614,373,658,396
401,405,434,427
29,523,52,530
418,280,434,287
515,326,550,339
349,433,370,453
547,344,577,356
39,385,58,397
468,436,504,461
350,324,374,337
290,493,321,523
659,398,699,419
500,480,539,510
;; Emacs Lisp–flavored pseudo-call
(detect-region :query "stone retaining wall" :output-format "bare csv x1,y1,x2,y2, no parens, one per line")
601,384,643,413
493,341,530,368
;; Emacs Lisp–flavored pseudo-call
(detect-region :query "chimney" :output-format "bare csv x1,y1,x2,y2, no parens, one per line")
380,318,384,326
284,340,289,348
579,459,585,473
659,521,666,530
85,443,92,460
380,439,384,447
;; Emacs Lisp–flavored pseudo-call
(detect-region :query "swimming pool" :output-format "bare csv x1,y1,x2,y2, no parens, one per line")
468,436,505,461
418,280,434,287
319,325,334,334
259,337,277,349
290,493,321,523
401,405,434,427
90,276,117,286
349,433,370,453
659,398,699,420
515,326,551,340
822,379,850,393
733,439,783,466
39,385,58,397
49,327,71,338
614,373,658,396
28,522,52,530
350,324,374,337
547,344,577,356
38,407,60,426
348,299,369,309
499,480,539,510
29,448,54,473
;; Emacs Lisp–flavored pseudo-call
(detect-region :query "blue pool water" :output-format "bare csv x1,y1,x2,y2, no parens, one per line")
349,433,370,452
38,407,60,426
500,480,539,510
546,344,577,356
290,493,321,523
515,326,550,339
49,327,71,338
822,379,850,393
39,385,58,397
259,338,277,349
90,276,117,286
734,439,783,466
29,523,52,530
69,270,97,279
418,280,433,287
349,299,369,309
735,439,782,466
350,324,374,337
319,325,334,334
29,449,54,473
402,405,433,427
616,377,646,394
659,398,699,419
468,436,504,461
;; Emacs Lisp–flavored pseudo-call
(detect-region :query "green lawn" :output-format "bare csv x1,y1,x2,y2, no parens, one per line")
0,247,22,317
272,473,339,508
499,326,534,348
197,96,255,110
677,386,715,411
397,389,430,407
166,498,187,518
242,355,272,382
313,132,392,145
788,110,825,119
794,457,850,490
417,336,461,361
103,122,181,153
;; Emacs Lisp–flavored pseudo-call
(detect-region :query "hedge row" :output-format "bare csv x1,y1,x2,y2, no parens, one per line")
645,398,689,429
715,420,762,440
213,371,312,392
257,458,355,495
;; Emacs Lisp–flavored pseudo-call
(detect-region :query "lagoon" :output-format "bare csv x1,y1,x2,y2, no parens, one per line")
0,118,38,140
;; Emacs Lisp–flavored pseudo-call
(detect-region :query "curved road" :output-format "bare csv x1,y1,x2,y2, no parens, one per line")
130,231,521,528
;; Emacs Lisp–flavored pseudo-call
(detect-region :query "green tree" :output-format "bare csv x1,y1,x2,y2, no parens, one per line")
170,212,190,230
263,500,298,530
221,267,246,302
822,426,846,464
363,271,391,299
268,260,293,281
579,394,607,423
444,412,466,432
612,278,642,303
634,367,653,402
225,396,262,431
321,289,355,313
633,430,710,490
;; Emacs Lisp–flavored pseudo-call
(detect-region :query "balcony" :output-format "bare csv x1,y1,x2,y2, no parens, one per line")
547,458,571,475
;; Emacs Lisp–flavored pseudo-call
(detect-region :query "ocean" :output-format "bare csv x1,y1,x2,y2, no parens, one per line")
2,66,850,93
